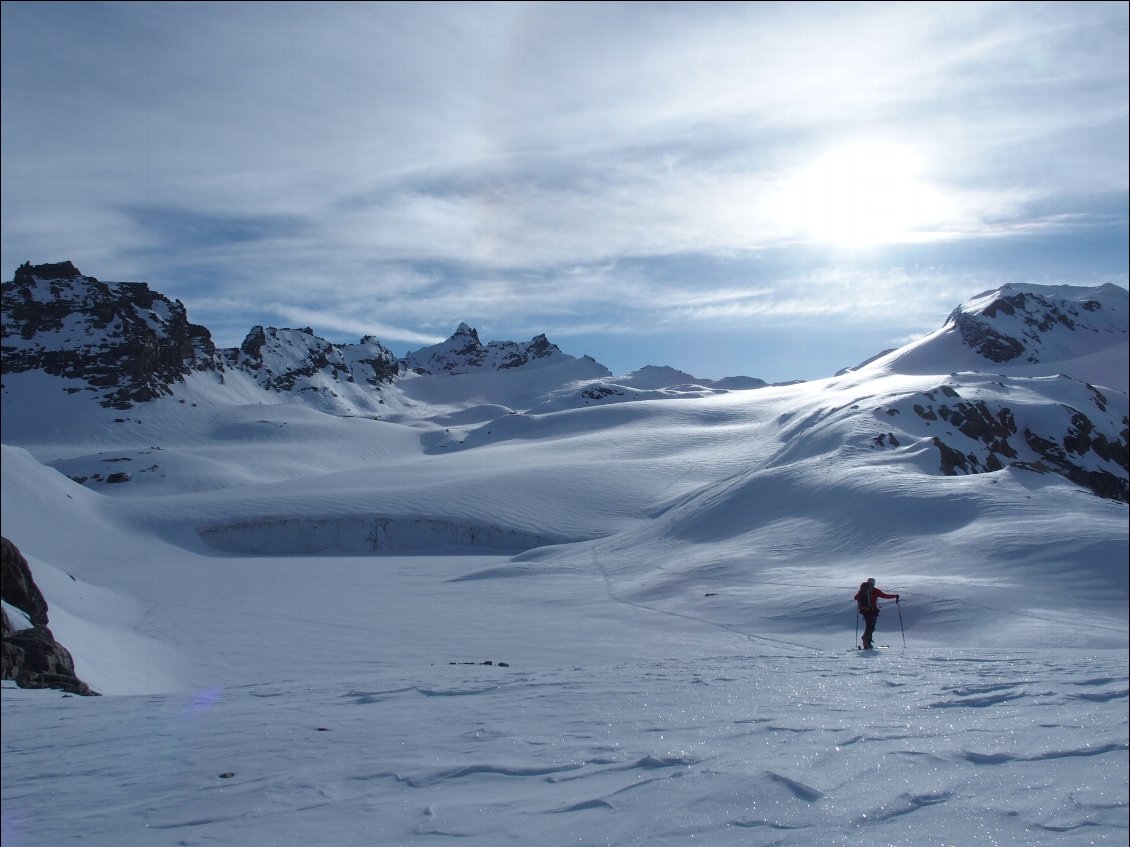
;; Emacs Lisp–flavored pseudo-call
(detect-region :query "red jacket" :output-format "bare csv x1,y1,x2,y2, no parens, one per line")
855,584,897,612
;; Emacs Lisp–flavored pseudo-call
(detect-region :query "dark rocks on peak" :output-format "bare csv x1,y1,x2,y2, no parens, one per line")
239,326,270,360
947,285,1126,368
402,323,572,375
527,334,553,357
949,309,1025,364
3,261,222,409
453,322,480,340
13,260,84,284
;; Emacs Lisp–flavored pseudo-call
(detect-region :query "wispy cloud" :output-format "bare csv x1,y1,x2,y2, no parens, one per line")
2,1,1125,379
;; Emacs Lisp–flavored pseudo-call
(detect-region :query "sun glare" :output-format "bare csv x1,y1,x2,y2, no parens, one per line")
782,141,951,248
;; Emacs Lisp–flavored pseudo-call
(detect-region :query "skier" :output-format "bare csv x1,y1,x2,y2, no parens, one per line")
855,577,899,650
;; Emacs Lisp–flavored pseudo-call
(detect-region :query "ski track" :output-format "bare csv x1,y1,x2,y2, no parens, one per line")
3,651,1127,846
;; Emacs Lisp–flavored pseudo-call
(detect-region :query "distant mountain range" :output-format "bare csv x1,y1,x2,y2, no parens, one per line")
2,260,1128,695
1,261,774,418
2,260,1128,502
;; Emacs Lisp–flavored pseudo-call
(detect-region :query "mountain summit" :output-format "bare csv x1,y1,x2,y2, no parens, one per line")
863,282,1128,389
2,261,221,409
403,322,581,375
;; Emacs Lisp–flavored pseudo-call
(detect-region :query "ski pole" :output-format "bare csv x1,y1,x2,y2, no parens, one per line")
854,608,859,649
896,597,906,648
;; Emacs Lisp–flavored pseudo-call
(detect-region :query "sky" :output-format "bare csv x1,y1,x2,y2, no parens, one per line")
2,1,1128,382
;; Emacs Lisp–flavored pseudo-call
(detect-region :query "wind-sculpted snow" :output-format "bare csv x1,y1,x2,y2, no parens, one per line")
3,650,1126,846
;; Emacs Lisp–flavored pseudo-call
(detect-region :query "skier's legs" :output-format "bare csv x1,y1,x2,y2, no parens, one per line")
861,612,878,648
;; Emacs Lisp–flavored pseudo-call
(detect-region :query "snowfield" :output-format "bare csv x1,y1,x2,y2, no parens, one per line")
2,282,1127,845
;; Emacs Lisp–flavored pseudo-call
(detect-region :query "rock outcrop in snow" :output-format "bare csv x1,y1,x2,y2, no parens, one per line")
873,377,1128,502
227,325,400,415
1,536,97,695
846,283,1130,501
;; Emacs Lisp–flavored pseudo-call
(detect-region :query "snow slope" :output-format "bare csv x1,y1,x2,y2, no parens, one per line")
2,280,1127,845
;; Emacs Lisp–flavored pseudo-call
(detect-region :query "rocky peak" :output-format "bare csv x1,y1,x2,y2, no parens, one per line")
403,324,570,375
947,283,1127,366
226,324,399,412
13,260,83,284
2,262,222,409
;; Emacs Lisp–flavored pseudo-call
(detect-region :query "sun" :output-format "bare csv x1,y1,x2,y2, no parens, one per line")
781,141,951,248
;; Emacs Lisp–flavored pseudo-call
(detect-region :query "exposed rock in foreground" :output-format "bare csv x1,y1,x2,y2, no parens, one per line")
1,536,97,695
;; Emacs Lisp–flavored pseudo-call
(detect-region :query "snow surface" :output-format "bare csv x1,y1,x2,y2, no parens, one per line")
2,284,1128,845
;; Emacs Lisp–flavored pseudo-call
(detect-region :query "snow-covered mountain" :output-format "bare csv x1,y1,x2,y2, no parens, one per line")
3,262,732,423
863,282,1128,384
3,263,1126,500
2,262,1126,846
1,261,222,409
402,321,581,375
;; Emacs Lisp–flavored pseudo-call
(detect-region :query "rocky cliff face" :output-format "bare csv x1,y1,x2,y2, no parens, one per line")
2,261,221,409
1,536,97,696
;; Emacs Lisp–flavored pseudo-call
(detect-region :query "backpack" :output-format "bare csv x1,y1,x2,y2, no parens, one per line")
855,582,874,612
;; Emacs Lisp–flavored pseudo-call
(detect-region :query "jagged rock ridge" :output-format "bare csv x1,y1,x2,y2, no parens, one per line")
236,326,399,388
402,322,578,375
2,263,602,414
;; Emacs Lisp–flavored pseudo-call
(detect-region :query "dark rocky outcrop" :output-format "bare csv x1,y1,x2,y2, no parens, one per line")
946,287,1122,367
2,261,222,409
903,383,1129,502
950,309,1025,363
1,536,97,695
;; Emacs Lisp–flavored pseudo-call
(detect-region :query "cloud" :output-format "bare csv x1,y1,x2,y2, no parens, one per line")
122,207,311,251
2,1,1126,378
